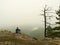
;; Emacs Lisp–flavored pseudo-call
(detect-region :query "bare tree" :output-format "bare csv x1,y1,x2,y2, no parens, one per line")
41,5,54,37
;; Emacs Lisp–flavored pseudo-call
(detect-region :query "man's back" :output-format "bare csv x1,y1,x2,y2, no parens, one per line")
16,27,21,34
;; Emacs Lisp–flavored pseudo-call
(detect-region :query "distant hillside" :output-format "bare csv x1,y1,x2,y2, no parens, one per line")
29,28,44,39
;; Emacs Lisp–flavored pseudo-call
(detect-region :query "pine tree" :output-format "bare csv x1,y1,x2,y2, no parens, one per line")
52,6,60,37
53,6,60,30
46,26,52,37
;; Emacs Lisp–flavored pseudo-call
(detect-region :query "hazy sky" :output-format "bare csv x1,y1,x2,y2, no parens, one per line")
0,0,60,27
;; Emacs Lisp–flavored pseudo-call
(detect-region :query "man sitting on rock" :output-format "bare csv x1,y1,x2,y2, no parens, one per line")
16,27,21,34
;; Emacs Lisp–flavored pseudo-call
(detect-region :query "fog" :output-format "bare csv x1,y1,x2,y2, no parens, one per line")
0,0,60,31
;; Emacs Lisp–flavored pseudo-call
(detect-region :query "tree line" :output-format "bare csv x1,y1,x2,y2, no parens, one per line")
41,5,60,38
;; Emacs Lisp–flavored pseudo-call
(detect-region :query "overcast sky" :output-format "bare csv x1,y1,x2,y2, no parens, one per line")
0,0,60,27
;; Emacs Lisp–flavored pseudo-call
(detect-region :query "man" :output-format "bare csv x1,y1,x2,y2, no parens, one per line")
16,27,21,34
